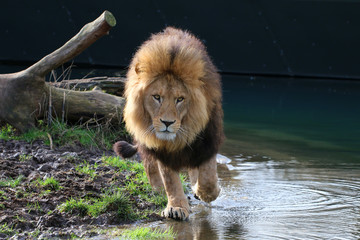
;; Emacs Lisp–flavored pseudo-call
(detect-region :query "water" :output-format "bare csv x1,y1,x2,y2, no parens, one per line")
146,76,360,239
155,158,360,239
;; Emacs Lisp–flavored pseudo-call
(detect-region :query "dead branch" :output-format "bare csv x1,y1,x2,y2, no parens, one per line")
0,11,124,132
51,76,127,96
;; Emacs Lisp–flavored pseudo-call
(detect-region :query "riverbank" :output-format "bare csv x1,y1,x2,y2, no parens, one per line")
0,124,170,239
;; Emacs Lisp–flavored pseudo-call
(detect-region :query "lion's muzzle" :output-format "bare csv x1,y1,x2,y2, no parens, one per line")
156,119,177,141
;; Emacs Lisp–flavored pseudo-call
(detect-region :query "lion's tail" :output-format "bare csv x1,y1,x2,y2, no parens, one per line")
113,141,138,158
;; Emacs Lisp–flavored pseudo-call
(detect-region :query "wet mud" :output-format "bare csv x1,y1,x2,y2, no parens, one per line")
0,139,162,239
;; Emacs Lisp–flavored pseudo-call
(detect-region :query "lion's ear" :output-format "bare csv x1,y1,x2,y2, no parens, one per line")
135,63,142,75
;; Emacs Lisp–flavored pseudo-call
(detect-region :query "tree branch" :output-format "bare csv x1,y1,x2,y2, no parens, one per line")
51,76,126,96
0,11,123,132
26,11,116,78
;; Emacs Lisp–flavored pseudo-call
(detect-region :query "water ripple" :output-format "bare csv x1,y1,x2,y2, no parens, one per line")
213,159,360,239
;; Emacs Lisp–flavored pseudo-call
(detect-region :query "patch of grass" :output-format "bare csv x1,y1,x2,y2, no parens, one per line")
101,155,140,172
19,154,32,162
0,175,24,187
0,119,130,150
30,229,41,238
0,124,16,140
20,126,48,143
0,190,7,200
121,227,176,240
39,189,52,197
15,189,28,199
75,161,98,179
102,156,168,207
180,173,189,193
0,223,17,237
59,190,136,220
59,198,89,216
59,156,170,221
37,177,61,191
97,190,136,220
26,201,42,213
48,120,97,147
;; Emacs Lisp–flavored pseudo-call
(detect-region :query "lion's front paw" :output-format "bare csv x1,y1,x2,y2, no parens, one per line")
161,206,189,221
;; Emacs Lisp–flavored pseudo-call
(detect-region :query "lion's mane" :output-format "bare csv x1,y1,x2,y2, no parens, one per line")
123,27,224,171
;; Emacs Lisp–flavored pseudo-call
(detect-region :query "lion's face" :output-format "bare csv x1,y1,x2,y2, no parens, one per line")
124,69,211,152
123,27,222,152
143,75,188,141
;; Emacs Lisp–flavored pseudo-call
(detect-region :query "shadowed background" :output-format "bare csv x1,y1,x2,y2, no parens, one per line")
1,0,360,79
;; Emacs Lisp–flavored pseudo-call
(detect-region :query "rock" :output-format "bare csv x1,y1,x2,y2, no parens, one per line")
27,171,41,182
0,233,8,239
37,164,52,172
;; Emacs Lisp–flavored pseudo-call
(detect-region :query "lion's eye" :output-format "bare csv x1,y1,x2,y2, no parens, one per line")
176,97,184,103
153,95,161,102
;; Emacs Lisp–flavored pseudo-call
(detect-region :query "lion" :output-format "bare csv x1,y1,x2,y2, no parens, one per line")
113,27,224,220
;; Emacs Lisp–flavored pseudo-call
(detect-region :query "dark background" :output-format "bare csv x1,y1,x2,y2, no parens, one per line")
1,0,360,79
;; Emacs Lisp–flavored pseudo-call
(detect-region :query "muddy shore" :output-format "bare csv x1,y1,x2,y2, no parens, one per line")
0,139,163,239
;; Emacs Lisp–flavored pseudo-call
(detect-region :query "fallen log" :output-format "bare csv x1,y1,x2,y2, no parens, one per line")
0,11,124,132
50,76,126,96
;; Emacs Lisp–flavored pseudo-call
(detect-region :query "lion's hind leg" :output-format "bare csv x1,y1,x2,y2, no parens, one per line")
188,155,220,203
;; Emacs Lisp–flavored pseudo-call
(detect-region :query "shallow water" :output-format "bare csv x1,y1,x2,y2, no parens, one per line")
146,76,360,239
153,157,360,239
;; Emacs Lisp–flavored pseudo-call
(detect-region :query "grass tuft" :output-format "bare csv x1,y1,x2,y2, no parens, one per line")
0,124,16,140
37,177,61,191
0,119,129,150
59,198,89,216
75,161,98,179
59,190,136,220
121,227,176,239
101,156,168,207
0,223,17,237
0,175,25,188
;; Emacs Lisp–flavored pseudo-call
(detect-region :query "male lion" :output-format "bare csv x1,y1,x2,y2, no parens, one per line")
113,27,224,220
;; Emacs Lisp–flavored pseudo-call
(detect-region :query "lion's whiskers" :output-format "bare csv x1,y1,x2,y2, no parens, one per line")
178,126,192,149
142,125,155,139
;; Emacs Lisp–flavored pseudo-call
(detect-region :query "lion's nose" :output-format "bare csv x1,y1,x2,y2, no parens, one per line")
160,119,176,128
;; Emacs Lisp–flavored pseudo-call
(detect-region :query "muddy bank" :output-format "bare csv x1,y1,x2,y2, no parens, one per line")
0,139,163,239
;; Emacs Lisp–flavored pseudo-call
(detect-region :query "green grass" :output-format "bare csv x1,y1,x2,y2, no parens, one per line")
59,157,175,221
59,190,136,220
59,198,89,217
26,201,42,213
19,154,32,162
0,223,17,237
0,124,16,140
121,227,176,240
37,177,61,191
29,229,41,238
101,155,142,172
0,119,129,150
0,175,25,187
75,161,98,179
0,190,7,200
102,156,168,207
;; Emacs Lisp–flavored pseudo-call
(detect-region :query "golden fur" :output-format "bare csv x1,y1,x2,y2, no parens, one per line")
117,27,224,220
123,27,222,153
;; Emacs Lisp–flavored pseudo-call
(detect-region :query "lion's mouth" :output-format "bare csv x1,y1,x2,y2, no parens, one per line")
156,131,176,141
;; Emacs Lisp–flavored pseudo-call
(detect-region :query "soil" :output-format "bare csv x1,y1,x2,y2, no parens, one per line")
0,139,163,239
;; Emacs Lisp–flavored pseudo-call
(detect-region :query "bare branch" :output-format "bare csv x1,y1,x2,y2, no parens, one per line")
26,11,116,78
